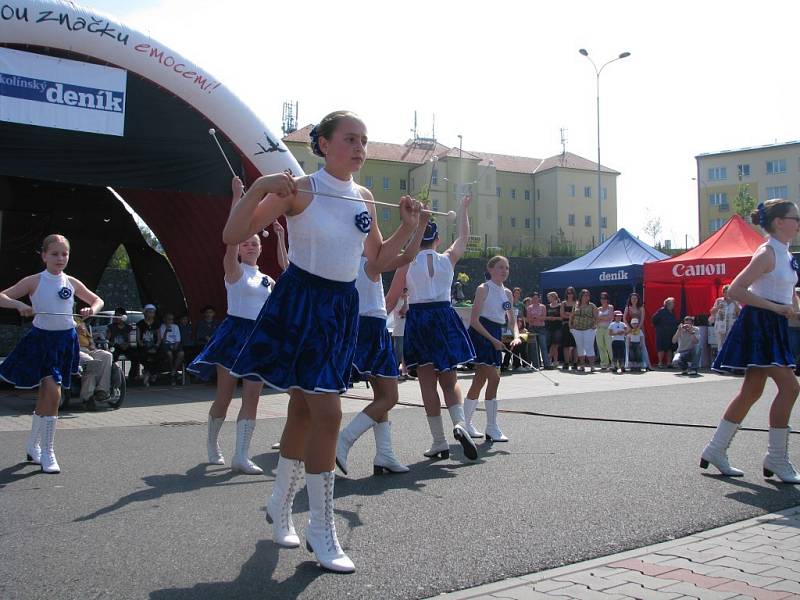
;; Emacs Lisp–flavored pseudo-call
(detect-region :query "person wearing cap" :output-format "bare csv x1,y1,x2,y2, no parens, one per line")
107,307,132,364
671,315,700,375
608,310,627,373
626,317,646,372
623,292,650,370
136,304,162,386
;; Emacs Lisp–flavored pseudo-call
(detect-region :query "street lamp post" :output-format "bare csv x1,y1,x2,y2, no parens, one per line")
579,48,630,246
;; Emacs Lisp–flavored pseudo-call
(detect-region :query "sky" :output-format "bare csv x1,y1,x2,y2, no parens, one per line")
85,0,800,248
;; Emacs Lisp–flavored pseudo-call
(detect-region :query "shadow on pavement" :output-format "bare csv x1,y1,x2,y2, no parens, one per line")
700,473,800,510
0,461,41,488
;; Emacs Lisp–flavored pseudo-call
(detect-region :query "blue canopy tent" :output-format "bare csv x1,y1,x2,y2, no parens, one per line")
539,229,669,308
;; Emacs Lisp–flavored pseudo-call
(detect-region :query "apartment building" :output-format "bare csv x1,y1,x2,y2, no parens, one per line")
283,125,619,254
696,140,800,243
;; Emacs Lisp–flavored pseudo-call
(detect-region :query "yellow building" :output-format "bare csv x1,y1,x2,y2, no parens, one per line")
283,126,620,255
696,140,800,243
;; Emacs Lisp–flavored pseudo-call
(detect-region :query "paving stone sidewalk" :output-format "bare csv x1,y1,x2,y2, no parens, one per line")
430,506,800,600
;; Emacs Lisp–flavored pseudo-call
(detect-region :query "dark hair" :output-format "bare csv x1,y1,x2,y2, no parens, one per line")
114,306,127,316
750,199,797,233
564,286,576,298
578,288,591,305
309,110,362,158
627,292,640,307
201,305,215,313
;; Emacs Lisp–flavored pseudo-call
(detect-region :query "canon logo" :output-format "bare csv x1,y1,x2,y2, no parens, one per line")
671,263,726,277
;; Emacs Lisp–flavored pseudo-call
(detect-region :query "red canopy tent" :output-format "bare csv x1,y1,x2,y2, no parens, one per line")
642,215,764,358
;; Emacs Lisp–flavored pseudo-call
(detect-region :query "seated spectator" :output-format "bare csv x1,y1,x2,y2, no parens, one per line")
75,317,113,409
107,307,133,363
195,305,219,348
137,303,163,386
672,315,701,375
177,314,198,364
159,312,184,385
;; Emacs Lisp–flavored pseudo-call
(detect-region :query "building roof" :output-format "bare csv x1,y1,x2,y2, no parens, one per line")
283,125,618,176
696,140,800,159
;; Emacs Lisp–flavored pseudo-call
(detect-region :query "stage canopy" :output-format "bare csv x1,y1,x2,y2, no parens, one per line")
539,228,668,306
0,0,299,323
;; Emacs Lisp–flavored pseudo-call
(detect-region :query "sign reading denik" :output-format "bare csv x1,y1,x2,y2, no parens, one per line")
0,47,126,136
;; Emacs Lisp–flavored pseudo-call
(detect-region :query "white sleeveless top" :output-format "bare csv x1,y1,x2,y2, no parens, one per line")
749,236,798,305
287,169,370,282
480,280,510,325
226,264,272,320
355,257,387,319
407,249,454,304
32,270,75,331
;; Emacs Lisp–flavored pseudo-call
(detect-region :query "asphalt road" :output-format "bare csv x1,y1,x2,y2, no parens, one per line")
2,376,800,600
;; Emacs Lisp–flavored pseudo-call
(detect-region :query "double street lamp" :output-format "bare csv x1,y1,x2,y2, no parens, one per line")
578,48,631,245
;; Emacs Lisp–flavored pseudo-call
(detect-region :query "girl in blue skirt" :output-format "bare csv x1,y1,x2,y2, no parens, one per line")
702,199,800,482
336,211,429,476
223,110,421,573
388,195,478,461
189,176,287,475
463,256,522,443
0,234,104,474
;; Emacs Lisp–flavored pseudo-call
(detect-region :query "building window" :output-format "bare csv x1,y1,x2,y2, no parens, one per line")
525,217,531,228
431,199,439,212
766,185,789,200
511,188,517,200
496,186,502,198
585,215,592,227
399,179,407,191
524,190,531,201
601,187,607,200
601,217,607,229
737,164,750,178
537,189,541,201
382,176,390,191
767,159,787,175
410,177,415,191
709,192,728,206
431,168,438,185
364,175,373,188
382,208,390,221
536,217,541,229
709,218,724,232
569,184,576,197
568,214,575,226
708,167,728,181
584,186,592,198
511,217,517,228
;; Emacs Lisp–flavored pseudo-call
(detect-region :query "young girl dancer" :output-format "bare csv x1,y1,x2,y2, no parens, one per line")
189,176,286,475
223,110,421,573
0,234,103,473
701,200,800,483
387,195,478,461
336,211,429,476
462,255,522,442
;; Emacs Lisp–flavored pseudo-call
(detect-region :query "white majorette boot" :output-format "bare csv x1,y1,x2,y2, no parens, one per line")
207,415,225,465
448,404,479,460
463,398,484,439
231,419,263,475
484,399,509,443
26,412,42,464
763,427,800,483
372,421,409,474
423,415,450,459
335,412,376,475
39,415,60,474
700,418,744,477
305,471,355,573
265,456,305,547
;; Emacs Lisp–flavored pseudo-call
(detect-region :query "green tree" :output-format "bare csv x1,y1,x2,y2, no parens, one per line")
733,184,756,218
107,244,131,270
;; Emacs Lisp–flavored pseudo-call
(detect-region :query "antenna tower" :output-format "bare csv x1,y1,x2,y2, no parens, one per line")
282,101,298,135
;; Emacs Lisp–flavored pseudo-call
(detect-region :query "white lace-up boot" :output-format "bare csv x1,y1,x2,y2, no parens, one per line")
763,427,800,483
39,415,60,474
372,421,409,474
305,471,355,573
700,418,744,477
423,415,449,459
335,412,376,475
463,398,484,438
231,419,263,474
26,412,42,464
265,456,304,547
484,399,509,443
207,415,225,465
448,404,478,460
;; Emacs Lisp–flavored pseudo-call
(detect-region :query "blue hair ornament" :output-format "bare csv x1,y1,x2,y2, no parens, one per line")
309,125,322,157
791,257,799,272
757,202,767,228
422,221,438,242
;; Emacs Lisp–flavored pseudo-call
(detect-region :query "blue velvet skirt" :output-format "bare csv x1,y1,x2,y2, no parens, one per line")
187,315,256,381
0,327,79,389
469,317,504,367
713,305,795,372
229,264,359,394
404,301,476,371
351,315,398,381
